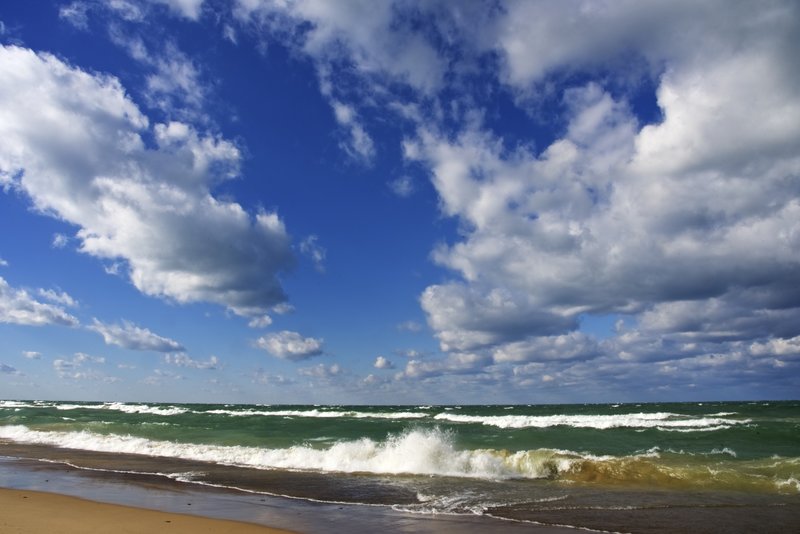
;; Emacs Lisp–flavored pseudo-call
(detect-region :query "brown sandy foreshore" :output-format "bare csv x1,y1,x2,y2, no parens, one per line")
0,487,293,534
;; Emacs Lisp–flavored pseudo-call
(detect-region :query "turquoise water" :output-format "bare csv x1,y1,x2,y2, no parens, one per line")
1,399,799,529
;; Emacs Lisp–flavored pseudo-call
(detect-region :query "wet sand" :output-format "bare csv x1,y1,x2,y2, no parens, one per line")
0,454,570,533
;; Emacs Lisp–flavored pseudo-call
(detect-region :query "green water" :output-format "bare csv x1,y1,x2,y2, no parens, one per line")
1,400,798,497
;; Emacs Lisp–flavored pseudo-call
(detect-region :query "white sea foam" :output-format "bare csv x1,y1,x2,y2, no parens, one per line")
0,401,34,409
432,412,749,430
204,408,426,420
102,402,189,416
26,401,190,416
0,424,580,480
709,447,738,458
776,477,800,492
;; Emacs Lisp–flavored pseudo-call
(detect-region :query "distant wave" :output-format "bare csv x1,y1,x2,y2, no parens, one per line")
0,400,189,416
432,412,749,430
203,408,427,420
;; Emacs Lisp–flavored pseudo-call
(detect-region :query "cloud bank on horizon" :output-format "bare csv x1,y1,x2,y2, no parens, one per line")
0,0,798,403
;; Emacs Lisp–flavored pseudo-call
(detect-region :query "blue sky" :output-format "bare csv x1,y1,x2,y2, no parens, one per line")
1,0,798,404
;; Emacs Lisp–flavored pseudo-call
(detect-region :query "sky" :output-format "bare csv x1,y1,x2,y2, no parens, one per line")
0,0,798,404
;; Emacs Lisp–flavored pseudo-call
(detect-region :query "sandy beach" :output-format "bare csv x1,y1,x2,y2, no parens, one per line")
0,487,293,534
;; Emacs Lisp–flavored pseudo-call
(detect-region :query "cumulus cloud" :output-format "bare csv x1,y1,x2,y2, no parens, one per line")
373,356,394,369
22,351,42,360
0,45,294,318
232,1,800,395
13,2,799,397
0,276,79,327
90,319,185,352
256,330,324,361
409,23,800,364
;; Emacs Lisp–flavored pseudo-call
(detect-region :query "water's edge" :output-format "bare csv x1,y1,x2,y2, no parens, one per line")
2,441,799,534
0,451,570,534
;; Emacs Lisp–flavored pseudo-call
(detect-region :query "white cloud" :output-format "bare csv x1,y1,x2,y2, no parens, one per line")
299,235,326,273
397,349,424,359
105,24,210,119
397,353,489,381
103,0,146,22
52,233,69,249
412,60,800,357
53,352,117,381
299,363,341,379
330,101,375,162
165,353,220,369
271,303,295,315
65,0,203,27
251,368,294,385
0,258,8,267
256,330,324,361
37,288,78,308
22,351,42,360
234,1,449,163
234,0,446,94
0,276,79,327
248,315,273,329
388,175,415,198
373,356,394,369
151,0,205,20
59,2,91,29
750,336,800,358
90,319,185,352
0,45,294,318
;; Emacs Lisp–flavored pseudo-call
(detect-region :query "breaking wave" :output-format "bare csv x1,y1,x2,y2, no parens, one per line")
203,408,427,420
0,400,189,416
433,412,749,430
0,424,796,493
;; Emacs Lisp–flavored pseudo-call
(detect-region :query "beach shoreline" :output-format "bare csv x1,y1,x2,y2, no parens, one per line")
0,453,571,533
2,400,798,533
